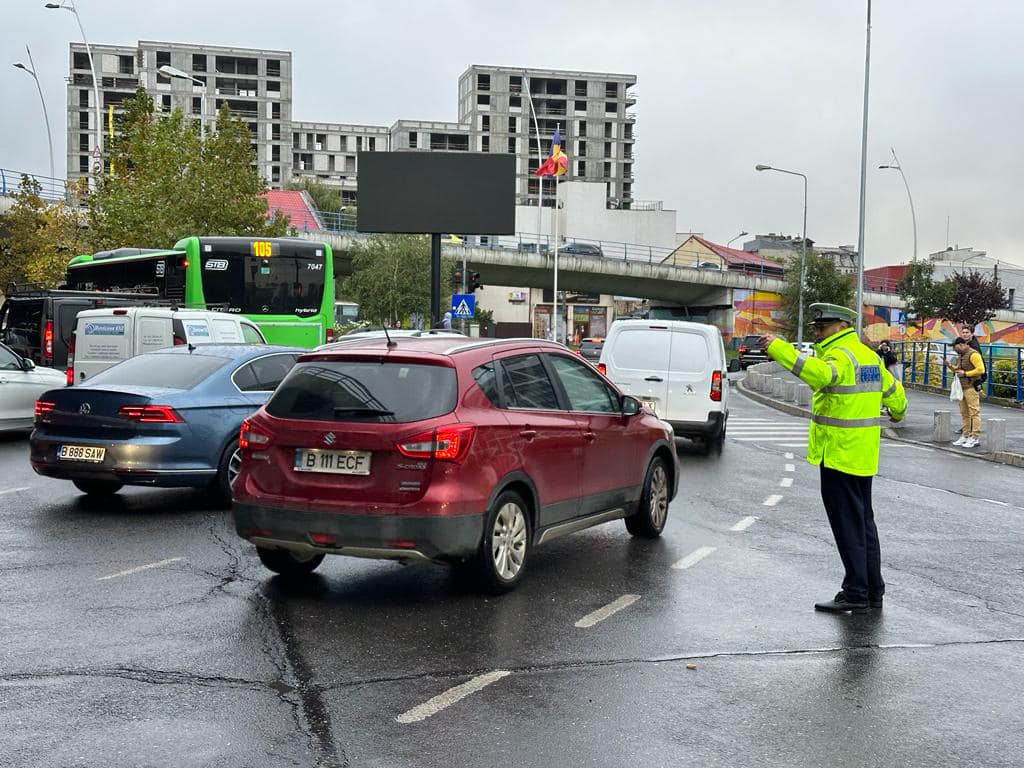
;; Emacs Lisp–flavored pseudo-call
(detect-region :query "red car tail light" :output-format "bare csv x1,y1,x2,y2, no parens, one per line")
34,400,56,419
117,405,184,423
310,532,337,546
239,418,272,449
396,424,476,463
710,370,723,402
738,346,748,353
43,320,54,363
597,363,607,375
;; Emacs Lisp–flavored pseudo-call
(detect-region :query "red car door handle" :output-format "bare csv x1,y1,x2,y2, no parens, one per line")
519,429,537,440
583,431,596,442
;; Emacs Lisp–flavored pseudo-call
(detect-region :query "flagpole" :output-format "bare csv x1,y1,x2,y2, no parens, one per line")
523,72,544,252
553,173,559,342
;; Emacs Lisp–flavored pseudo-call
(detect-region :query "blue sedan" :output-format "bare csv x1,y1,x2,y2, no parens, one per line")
30,345,303,501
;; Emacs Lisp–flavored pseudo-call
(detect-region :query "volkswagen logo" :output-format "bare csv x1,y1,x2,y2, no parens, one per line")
79,403,92,415
323,432,336,446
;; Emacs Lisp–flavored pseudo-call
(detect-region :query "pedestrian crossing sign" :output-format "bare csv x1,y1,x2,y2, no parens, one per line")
451,294,475,319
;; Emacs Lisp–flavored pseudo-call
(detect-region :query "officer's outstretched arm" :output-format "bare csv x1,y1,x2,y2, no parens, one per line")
766,338,847,392
881,367,908,421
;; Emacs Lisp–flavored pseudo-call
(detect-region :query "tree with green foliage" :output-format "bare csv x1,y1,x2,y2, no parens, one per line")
779,251,854,339
0,176,87,290
84,88,289,250
342,235,456,328
286,176,343,212
896,260,955,327
942,269,1006,327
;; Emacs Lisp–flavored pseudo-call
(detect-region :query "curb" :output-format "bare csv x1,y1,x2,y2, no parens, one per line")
736,378,1024,468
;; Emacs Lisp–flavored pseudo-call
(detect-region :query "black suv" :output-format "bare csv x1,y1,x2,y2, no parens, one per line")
0,287,152,369
737,334,769,369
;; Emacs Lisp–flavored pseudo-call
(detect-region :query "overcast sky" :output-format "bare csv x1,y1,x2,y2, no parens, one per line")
2,0,1022,267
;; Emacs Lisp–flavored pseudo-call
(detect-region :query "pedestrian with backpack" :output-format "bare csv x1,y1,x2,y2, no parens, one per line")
947,337,985,448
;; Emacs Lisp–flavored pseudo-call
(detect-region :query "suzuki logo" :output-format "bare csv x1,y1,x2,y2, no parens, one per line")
79,403,91,415
323,432,336,446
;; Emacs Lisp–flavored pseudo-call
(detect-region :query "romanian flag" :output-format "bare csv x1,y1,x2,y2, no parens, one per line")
535,127,569,177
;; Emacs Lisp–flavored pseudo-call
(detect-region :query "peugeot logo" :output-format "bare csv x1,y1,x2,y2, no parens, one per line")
79,403,91,415
323,432,336,446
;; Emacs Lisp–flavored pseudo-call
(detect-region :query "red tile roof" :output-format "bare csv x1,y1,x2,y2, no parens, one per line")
262,189,324,232
692,235,784,270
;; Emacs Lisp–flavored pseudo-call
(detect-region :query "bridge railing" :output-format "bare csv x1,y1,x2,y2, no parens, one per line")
893,340,1023,401
0,168,69,202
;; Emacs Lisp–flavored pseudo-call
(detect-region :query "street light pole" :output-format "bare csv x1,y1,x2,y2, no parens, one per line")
46,1,102,181
14,46,55,182
854,0,873,336
727,231,748,248
159,64,207,139
756,164,808,345
879,147,917,262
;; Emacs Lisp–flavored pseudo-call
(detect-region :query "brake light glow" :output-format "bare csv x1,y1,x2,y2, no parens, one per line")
396,424,476,463
43,321,54,363
598,363,607,375
239,419,271,449
117,405,184,423
34,400,56,419
65,334,76,386
310,533,337,546
738,347,748,353
711,370,723,402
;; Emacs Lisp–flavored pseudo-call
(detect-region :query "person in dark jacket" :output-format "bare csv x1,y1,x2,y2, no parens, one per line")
877,341,901,382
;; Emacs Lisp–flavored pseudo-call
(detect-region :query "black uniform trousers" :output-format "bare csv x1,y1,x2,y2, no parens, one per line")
819,465,884,602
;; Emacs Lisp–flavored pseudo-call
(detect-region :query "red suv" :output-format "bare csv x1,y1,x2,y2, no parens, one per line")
232,337,677,592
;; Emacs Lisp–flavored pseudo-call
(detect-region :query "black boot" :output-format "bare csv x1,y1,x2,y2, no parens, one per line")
814,592,868,612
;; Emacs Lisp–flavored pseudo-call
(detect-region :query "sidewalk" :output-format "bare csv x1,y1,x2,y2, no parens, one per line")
737,370,1024,467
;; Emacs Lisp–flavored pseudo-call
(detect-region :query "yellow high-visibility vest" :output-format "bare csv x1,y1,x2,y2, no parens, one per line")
768,329,908,476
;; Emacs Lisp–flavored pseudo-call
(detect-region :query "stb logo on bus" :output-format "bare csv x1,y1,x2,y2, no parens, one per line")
251,241,278,258
204,259,229,271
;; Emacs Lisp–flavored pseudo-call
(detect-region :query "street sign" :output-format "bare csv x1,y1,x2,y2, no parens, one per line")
451,294,475,319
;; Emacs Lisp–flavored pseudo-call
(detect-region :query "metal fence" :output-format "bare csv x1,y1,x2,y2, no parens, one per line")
0,168,68,202
893,340,1024,402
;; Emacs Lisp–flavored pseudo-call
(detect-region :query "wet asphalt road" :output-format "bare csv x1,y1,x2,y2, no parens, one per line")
2,385,1023,767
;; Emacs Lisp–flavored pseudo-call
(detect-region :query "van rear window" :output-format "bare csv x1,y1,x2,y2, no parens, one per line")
266,361,457,423
86,354,230,389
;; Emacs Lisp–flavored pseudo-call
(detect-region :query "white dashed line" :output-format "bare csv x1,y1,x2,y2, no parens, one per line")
730,516,758,532
574,594,641,628
763,495,783,507
778,443,809,448
97,558,183,581
0,487,30,496
785,464,795,472
784,453,794,459
780,477,793,488
671,546,717,570
982,499,1009,507
396,670,512,724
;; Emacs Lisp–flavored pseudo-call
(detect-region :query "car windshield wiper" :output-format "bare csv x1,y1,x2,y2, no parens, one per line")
332,406,395,416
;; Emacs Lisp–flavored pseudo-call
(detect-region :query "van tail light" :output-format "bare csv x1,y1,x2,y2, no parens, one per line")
710,370,723,402
173,335,187,346
598,363,607,376
34,400,56,420
325,327,334,344
65,334,76,386
117,405,184,423
43,320,54,363
396,424,476,463
239,418,272,449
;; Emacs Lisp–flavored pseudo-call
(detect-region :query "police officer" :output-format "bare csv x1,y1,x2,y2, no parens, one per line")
761,303,908,612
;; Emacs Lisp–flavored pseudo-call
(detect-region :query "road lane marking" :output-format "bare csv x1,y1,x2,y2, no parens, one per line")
785,464,795,472
574,594,641,628
731,516,758,532
97,557,183,581
733,438,805,443
763,495,783,507
671,546,717,570
780,478,794,488
982,499,1009,507
785,453,794,459
779,443,809,448
0,487,30,496
396,670,511,724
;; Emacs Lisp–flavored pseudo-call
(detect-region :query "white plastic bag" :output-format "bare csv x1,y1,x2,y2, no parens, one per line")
950,375,964,402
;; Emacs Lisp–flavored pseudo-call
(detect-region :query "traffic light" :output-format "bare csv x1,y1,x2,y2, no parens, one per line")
468,272,483,292
451,269,463,289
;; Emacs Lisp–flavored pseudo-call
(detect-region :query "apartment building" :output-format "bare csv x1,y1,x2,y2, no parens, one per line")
67,40,292,187
290,121,390,204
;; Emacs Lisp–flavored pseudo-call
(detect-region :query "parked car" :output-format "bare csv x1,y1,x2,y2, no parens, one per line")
315,328,466,351
577,337,604,362
232,336,677,592
560,242,604,257
0,342,67,433
737,334,769,369
30,345,303,502
70,307,267,385
599,319,729,452
0,287,153,370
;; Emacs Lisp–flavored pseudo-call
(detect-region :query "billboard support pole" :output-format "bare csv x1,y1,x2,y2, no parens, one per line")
431,233,441,329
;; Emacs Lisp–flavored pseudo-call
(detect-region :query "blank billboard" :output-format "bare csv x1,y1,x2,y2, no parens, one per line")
357,152,515,235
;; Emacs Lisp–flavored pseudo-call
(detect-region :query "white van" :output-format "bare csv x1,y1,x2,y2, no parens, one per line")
70,308,266,384
598,319,729,451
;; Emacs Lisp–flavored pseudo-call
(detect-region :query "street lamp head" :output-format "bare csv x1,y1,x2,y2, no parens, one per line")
755,164,772,172
13,62,28,70
44,3,62,8
878,164,893,169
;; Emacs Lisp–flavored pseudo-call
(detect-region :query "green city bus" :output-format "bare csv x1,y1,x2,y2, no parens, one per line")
65,236,335,348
